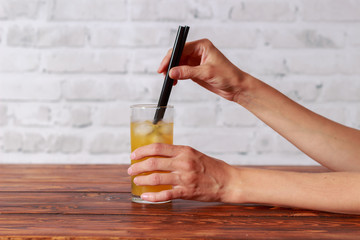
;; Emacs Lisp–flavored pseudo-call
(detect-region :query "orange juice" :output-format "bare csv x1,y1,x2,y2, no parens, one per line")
130,120,173,199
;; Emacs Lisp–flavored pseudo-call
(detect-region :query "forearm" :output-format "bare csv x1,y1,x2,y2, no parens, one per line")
226,167,360,214
236,76,360,171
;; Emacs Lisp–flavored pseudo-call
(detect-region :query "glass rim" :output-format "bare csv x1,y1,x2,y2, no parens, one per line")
130,104,174,109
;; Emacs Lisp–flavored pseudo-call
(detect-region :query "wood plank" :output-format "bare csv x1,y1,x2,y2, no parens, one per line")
0,182,130,192
0,165,128,181
0,165,329,179
0,192,353,218
1,164,355,240
0,165,328,192
0,214,359,239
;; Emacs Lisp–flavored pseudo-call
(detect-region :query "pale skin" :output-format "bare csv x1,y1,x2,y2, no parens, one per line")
128,39,360,214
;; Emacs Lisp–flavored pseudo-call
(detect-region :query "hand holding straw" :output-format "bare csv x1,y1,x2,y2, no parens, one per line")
153,25,190,124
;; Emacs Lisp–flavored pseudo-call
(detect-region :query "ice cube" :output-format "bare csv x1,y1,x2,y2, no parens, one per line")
151,134,164,143
134,121,154,136
159,123,172,135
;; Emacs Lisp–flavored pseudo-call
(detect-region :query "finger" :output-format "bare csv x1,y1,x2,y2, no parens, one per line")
169,65,209,81
133,172,178,186
157,48,172,73
131,143,180,160
129,157,176,176
158,39,205,74
141,187,186,202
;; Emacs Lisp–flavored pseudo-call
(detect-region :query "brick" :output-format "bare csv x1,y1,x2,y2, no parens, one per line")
347,27,360,47
351,110,360,129
0,50,39,72
37,26,86,48
0,0,40,19
52,0,126,21
63,78,130,101
90,26,171,48
230,0,296,22
131,49,166,74
176,103,217,127
0,77,61,101
89,132,129,154
229,51,287,76
310,105,347,125
128,74,166,102
284,52,338,75
0,27,3,43
264,28,346,49
187,0,213,19
170,80,219,102
131,0,186,21
3,131,22,152
254,130,276,154
70,106,92,128
99,52,129,73
97,103,129,126
44,51,128,73
14,105,51,126
189,26,257,48
275,135,302,154
320,79,360,102
339,53,360,75
0,1,7,19
47,135,82,153
0,105,7,125
7,25,37,47
22,133,46,152
217,100,259,127
302,0,360,21
271,77,322,102
175,128,253,154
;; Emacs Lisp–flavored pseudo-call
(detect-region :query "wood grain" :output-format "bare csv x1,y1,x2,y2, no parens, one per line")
0,164,358,239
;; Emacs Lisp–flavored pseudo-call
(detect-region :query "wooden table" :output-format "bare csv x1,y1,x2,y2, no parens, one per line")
0,165,359,239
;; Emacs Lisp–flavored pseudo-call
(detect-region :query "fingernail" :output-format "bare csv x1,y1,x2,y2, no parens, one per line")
127,167,132,175
141,193,150,200
170,68,180,79
130,151,136,159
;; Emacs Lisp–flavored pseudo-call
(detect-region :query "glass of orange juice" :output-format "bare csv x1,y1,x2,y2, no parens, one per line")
130,104,173,204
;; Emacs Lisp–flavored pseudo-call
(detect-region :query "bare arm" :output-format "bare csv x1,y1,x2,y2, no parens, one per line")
232,167,360,214
129,144,360,214
128,38,360,213
161,39,360,171
234,77,360,171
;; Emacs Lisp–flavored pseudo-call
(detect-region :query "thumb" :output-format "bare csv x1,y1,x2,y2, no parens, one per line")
169,66,201,80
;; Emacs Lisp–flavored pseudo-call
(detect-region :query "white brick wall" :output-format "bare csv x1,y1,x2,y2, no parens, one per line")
0,0,359,165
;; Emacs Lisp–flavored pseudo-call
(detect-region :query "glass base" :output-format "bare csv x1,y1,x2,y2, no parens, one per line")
131,195,171,204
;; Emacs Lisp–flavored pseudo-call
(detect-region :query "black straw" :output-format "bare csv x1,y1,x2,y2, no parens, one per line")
153,25,190,124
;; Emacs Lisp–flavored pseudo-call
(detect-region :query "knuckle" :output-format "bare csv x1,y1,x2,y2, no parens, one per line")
176,187,187,199
182,159,196,172
152,143,163,155
152,173,161,185
201,38,213,48
183,146,197,157
146,157,157,169
163,190,172,200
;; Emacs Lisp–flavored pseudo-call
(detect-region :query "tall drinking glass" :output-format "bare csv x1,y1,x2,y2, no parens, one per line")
130,104,173,204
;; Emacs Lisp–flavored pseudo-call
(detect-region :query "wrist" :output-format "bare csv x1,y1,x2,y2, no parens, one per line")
219,165,249,203
232,71,260,107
